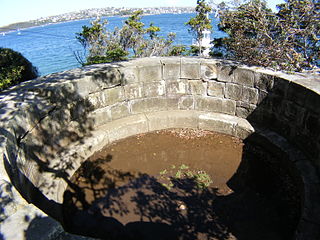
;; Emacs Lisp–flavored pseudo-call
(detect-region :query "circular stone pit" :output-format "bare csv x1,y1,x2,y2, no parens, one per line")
0,57,319,239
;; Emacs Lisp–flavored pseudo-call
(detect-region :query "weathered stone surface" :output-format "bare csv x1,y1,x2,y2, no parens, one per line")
282,100,306,125
233,68,255,87
257,89,268,105
234,118,255,139
181,58,201,79
110,102,130,120
131,98,169,113
225,83,242,100
137,64,162,82
146,110,199,131
89,107,112,127
166,80,189,96
207,81,225,98
161,58,181,80
235,101,256,118
143,81,166,97
88,87,125,109
195,97,236,115
188,80,207,95
301,181,320,223
104,87,126,105
198,112,236,136
217,64,235,83
254,72,274,91
0,180,18,222
241,86,259,105
166,98,180,110
74,69,122,97
117,65,139,84
0,204,57,240
105,114,148,142
201,61,218,80
124,83,144,100
178,96,195,110
305,90,320,114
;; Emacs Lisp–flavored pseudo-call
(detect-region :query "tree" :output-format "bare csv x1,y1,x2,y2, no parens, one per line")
212,0,320,72
0,48,38,91
186,0,212,56
76,11,176,65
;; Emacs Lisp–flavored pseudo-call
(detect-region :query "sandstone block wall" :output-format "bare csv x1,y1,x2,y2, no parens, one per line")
0,57,319,239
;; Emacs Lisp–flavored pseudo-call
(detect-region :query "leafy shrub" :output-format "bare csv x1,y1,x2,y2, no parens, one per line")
159,164,213,190
0,48,38,91
76,11,176,65
213,0,320,72
168,45,188,56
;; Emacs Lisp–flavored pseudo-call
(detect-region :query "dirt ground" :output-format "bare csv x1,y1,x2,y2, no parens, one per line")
62,129,300,240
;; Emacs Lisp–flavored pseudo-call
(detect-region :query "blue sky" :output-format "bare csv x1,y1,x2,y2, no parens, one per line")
1,0,285,27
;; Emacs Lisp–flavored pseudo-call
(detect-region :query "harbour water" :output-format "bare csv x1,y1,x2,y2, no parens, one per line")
0,13,226,76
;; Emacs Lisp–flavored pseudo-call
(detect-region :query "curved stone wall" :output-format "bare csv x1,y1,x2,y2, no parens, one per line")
0,57,319,239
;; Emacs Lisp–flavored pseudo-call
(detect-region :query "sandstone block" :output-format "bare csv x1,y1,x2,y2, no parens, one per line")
195,97,236,115
201,61,218,80
225,83,242,100
90,107,112,128
124,83,144,100
217,64,235,83
166,80,189,96
161,59,181,80
143,81,166,98
145,110,198,131
178,96,195,110
118,65,139,84
254,72,274,91
241,86,259,105
138,65,162,82
104,87,126,106
233,68,255,87
181,58,200,79
105,114,148,143
235,101,256,118
207,81,225,98
131,98,168,113
188,80,207,95
110,102,130,120
166,98,179,110
198,112,236,136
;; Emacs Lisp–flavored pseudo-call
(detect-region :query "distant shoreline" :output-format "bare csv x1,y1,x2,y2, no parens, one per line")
0,7,194,33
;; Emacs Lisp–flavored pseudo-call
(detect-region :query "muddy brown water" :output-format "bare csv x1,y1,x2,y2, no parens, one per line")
63,129,301,240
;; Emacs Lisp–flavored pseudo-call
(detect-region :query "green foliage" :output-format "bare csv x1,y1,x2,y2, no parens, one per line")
168,45,188,56
125,10,145,32
76,11,176,65
159,164,213,190
188,45,207,56
213,0,320,71
146,22,161,39
0,48,38,91
186,0,212,56
76,19,107,57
